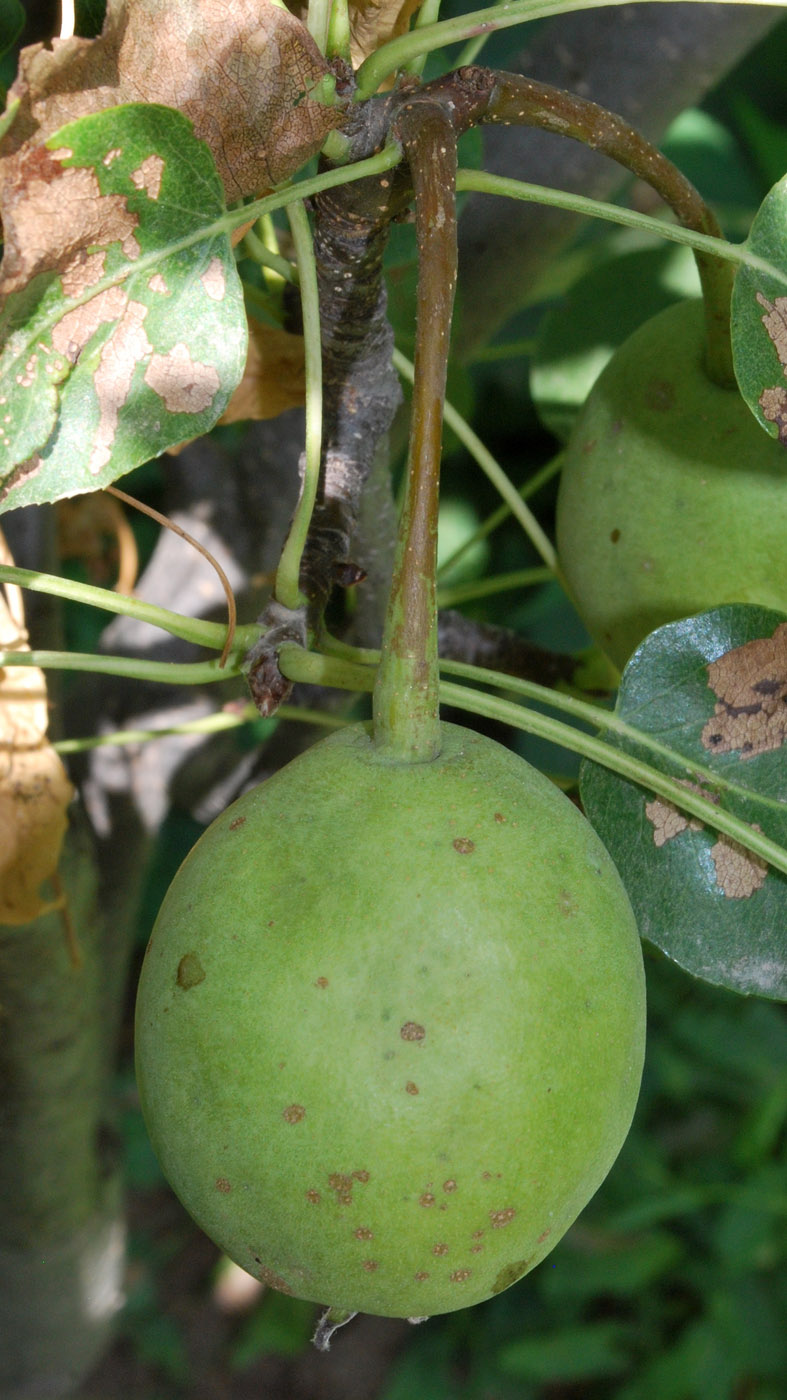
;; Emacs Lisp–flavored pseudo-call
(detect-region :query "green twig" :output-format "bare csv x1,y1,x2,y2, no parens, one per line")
436,455,564,580
0,563,259,653
353,0,784,100
455,170,787,291
52,704,347,755
274,202,323,611
0,649,241,686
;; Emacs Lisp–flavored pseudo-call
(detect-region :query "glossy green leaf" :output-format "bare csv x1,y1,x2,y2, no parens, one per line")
732,171,787,445
0,103,246,512
531,244,699,441
580,605,787,1000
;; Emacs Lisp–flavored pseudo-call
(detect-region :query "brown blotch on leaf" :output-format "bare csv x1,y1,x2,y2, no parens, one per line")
282,1104,305,1124
492,1260,530,1294
701,623,787,760
401,1021,425,1041
490,1207,517,1228
644,791,705,848
453,837,475,854
710,833,768,899
214,1177,231,1194
176,952,205,989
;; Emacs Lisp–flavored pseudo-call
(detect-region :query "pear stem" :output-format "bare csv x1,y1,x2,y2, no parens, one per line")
372,102,459,763
477,70,736,388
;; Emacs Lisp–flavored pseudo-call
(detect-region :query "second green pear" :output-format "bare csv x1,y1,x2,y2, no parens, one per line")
556,300,787,669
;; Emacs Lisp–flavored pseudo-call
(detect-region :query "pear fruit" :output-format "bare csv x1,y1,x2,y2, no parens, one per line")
556,300,787,669
135,721,645,1318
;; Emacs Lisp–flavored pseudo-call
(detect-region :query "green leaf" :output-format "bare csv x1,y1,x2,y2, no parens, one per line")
0,103,246,512
497,1322,631,1382
580,605,787,1000
0,0,23,61
230,1291,314,1368
530,244,700,441
541,1229,684,1304
732,171,787,445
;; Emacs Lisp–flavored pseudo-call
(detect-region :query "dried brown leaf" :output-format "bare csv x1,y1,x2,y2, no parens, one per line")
219,319,306,423
1,0,342,202
0,534,74,926
347,0,424,68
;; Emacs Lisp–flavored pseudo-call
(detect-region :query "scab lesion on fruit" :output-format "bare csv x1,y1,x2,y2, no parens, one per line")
176,952,205,989
405,1080,419,1094
453,837,475,854
214,1177,231,1193
228,816,246,831
400,1021,426,1041
489,1207,516,1227
450,1269,472,1282
282,1103,305,1123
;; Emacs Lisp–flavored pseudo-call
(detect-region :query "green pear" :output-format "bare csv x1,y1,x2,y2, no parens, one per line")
556,300,787,669
135,722,645,1318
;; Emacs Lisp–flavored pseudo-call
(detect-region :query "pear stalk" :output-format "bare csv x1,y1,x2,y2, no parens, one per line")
372,103,459,762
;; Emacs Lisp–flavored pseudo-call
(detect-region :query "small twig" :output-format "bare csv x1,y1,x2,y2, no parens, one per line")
106,485,237,667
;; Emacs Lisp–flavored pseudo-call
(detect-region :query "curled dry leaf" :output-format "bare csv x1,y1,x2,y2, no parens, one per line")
0,534,74,925
219,319,306,424
347,0,424,69
1,0,342,200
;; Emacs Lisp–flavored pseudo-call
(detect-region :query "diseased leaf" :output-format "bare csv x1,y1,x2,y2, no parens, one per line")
0,103,247,510
348,0,424,68
580,606,787,1001
732,172,787,446
2,0,342,200
0,532,74,925
219,319,306,425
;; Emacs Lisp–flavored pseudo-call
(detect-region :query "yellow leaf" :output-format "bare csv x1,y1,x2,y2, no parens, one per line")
219,319,306,424
0,533,73,925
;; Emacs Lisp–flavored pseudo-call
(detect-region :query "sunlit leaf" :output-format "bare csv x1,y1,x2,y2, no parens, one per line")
0,103,247,510
2,0,341,199
732,172,787,445
580,606,787,1000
